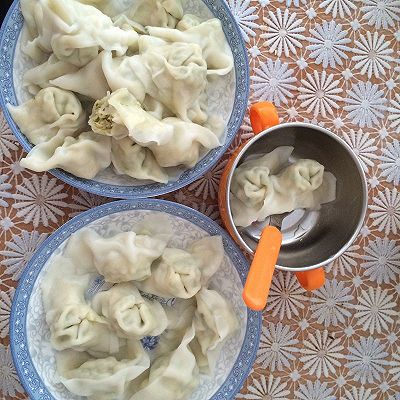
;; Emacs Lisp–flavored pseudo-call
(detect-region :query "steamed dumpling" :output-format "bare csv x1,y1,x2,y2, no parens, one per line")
191,288,238,373
130,324,199,400
92,283,168,339
231,150,337,227
137,38,207,121
23,54,79,95
57,341,150,400
7,87,86,145
20,131,112,179
31,0,139,67
125,0,183,28
50,52,110,99
148,18,234,75
42,255,121,357
111,137,169,183
137,236,224,299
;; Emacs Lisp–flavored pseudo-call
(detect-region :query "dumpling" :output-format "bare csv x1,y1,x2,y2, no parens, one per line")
176,14,202,31
101,52,149,103
111,137,169,184
138,38,208,121
42,255,121,357
112,14,147,35
147,18,234,75
20,131,112,179
23,54,79,95
129,324,199,400
231,154,337,227
57,340,150,400
125,0,183,28
50,52,110,100
66,215,172,283
148,117,221,168
89,88,173,143
7,87,86,145
231,146,294,207
137,236,224,299
191,288,238,373
33,0,139,67
92,283,168,339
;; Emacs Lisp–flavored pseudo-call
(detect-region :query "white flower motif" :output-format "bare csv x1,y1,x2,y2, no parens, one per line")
307,21,351,68
354,287,397,334
342,129,378,172
342,68,353,80
0,230,48,280
388,93,400,133
187,160,226,200
378,140,400,185
319,0,357,18
256,322,299,371
251,59,297,106
346,337,389,384
310,279,354,326
296,57,308,69
0,174,12,207
300,330,345,378
0,288,14,339
0,344,23,396
248,45,261,58
306,7,317,19
389,349,400,382
0,111,18,162
343,387,377,400
266,271,308,320
352,32,394,78
277,0,306,5
361,237,400,284
344,82,386,128
298,71,343,118
295,380,335,400
238,375,290,399
369,187,400,235
227,0,260,43
69,190,107,217
326,244,361,276
12,174,68,227
361,0,400,29
261,9,305,57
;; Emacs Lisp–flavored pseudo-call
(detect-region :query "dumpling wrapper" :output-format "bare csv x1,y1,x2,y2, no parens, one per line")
137,236,224,299
231,152,337,227
129,323,199,400
147,18,233,75
20,131,112,179
190,288,238,373
50,51,110,100
92,283,168,339
111,137,169,184
7,87,86,145
57,340,150,400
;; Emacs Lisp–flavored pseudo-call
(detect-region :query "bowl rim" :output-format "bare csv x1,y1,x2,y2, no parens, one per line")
0,0,249,199
10,199,262,400
223,122,369,272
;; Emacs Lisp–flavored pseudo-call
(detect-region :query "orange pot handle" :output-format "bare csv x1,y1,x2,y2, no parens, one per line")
243,226,282,311
295,268,325,291
250,102,280,134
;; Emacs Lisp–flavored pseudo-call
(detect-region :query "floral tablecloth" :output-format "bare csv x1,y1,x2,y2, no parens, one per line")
1,0,400,399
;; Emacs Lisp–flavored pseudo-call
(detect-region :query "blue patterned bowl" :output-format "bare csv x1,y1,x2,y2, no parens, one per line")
0,0,249,199
10,199,261,400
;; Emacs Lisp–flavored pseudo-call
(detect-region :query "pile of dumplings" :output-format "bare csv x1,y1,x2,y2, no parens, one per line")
230,146,337,227
8,0,234,182
41,213,238,400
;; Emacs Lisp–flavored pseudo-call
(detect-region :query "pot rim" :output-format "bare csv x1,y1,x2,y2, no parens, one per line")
224,122,369,272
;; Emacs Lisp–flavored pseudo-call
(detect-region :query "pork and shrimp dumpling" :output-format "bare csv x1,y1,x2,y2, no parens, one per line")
230,146,337,227
12,0,234,184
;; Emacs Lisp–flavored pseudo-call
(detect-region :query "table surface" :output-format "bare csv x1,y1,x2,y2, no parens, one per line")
1,1,399,399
